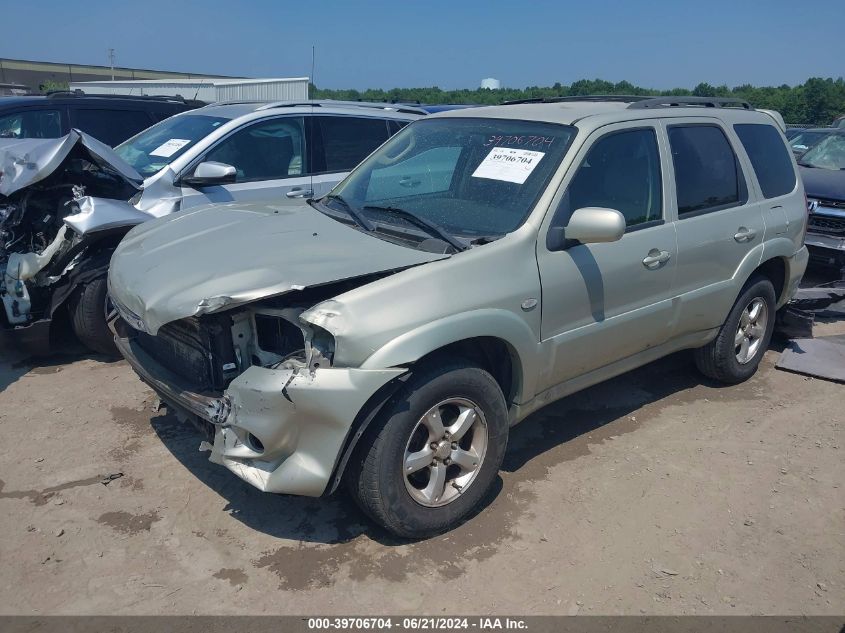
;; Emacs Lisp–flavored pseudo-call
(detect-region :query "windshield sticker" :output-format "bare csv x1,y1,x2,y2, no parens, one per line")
149,139,192,158
471,147,545,184
483,135,555,149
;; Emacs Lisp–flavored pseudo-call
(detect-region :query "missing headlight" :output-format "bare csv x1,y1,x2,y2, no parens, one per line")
255,314,305,359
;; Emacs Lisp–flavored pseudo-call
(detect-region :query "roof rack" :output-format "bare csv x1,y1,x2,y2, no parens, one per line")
627,96,752,110
502,95,651,105
255,99,428,116
44,90,203,105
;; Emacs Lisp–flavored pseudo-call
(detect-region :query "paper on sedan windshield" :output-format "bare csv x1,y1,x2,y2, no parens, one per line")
149,139,192,158
471,147,545,184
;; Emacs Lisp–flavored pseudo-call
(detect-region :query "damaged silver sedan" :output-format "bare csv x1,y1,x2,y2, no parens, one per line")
109,99,808,536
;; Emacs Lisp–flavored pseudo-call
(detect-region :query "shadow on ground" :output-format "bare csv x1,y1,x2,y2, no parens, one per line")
149,349,723,551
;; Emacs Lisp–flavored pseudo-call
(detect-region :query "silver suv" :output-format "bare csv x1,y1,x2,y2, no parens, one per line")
109,96,809,537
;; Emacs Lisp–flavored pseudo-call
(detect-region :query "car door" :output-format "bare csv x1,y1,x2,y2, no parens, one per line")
663,119,766,335
309,115,392,198
179,115,312,209
536,123,678,390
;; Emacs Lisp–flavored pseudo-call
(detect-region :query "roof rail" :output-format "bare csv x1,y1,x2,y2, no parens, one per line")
44,90,201,104
502,95,652,105
255,99,428,116
627,96,752,110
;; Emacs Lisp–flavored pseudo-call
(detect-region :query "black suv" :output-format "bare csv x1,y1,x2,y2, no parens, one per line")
0,92,204,146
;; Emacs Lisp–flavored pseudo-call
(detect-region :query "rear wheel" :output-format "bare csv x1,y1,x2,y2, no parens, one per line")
693,276,776,384
70,275,118,357
347,361,509,538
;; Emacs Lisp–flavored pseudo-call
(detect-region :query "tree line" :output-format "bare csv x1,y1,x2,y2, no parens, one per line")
312,77,845,126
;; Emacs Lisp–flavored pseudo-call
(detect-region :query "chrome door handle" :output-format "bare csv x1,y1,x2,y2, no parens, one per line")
642,249,671,269
286,188,313,198
734,227,757,242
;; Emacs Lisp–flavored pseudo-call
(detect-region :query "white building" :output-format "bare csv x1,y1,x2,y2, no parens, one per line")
481,78,501,90
69,77,310,103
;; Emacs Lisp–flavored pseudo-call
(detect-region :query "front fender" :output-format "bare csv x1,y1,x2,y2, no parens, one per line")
359,308,539,405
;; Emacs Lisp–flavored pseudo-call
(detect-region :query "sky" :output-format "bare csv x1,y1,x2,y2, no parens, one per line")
1,0,841,90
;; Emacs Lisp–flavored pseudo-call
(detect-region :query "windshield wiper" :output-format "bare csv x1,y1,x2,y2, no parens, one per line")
362,205,467,252
321,194,376,231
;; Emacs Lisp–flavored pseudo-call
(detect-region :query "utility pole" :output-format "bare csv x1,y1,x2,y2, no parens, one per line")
108,48,115,81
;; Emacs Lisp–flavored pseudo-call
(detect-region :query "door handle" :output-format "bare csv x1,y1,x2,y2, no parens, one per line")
286,188,313,199
734,227,757,242
642,249,671,269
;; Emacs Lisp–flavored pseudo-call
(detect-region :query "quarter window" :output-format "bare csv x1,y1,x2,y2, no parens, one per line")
668,125,746,217
565,128,663,228
205,117,306,182
734,124,796,199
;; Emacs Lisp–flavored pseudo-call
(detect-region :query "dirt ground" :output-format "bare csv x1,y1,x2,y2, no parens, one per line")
0,282,842,616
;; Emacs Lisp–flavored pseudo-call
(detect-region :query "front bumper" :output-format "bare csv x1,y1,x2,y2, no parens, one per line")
114,326,405,497
805,232,845,267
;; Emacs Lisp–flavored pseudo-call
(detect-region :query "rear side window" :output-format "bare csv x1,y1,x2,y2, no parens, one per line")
668,125,746,218
734,124,796,198
70,109,153,146
0,109,63,139
316,116,390,172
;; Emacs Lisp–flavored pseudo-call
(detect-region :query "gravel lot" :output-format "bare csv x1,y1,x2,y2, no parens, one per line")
0,284,842,616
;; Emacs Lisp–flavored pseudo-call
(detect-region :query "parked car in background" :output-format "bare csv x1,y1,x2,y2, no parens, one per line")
0,100,424,356
789,128,832,157
108,96,808,537
799,129,845,269
784,127,806,140
115,100,425,214
833,115,844,129
0,83,31,97
0,92,204,146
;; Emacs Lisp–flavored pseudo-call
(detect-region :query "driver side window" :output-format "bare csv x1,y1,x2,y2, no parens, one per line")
561,128,663,229
204,116,306,183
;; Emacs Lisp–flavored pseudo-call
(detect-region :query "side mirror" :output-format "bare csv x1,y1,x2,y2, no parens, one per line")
548,207,626,250
181,161,237,187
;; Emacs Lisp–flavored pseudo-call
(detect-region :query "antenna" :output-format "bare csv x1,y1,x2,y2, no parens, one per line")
108,48,115,81
308,45,315,199
192,80,206,102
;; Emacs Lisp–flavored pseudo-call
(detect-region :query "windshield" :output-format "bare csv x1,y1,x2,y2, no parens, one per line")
325,117,576,241
115,113,230,177
799,133,845,169
790,130,828,153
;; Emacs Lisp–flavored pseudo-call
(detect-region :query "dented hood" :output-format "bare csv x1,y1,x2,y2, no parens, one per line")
109,201,449,334
0,128,142,196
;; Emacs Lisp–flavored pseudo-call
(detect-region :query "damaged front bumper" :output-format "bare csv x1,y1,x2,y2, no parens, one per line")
114,323,406,497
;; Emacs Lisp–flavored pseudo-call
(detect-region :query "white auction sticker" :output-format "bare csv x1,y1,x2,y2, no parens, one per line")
149,139,192,158
471,147,545,184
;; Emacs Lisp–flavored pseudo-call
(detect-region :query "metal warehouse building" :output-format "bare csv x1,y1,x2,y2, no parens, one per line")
0,57,231,92
69,77,310,102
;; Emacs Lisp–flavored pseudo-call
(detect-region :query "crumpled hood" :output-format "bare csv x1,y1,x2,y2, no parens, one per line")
109,201,449,334
0,128,142,196
800,166,845,203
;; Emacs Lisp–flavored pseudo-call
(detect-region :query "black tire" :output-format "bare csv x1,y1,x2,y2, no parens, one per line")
70,275,118,356
693,275,776,384
347,360,509,538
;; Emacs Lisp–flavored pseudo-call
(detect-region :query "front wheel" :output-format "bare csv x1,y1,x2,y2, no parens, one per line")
693,275,776,384
347,361,509,538
69,275,118,357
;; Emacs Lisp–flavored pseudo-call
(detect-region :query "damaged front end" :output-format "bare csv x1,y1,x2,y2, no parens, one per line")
0,130,147,351
112,282,406,497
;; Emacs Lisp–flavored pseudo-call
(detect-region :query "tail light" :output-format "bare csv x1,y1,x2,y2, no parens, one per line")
800,192,811,246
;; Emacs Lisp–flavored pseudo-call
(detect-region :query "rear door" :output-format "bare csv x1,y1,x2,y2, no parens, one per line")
179,115,312,208
664,119,766,334
309,115,392,198
536,122,678,388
